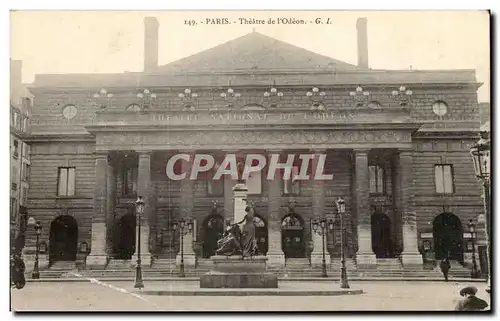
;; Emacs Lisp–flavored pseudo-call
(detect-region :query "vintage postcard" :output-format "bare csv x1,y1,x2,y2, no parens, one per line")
9,10,491,312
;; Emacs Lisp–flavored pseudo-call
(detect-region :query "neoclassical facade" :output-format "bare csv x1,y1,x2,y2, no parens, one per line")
22,17,487,275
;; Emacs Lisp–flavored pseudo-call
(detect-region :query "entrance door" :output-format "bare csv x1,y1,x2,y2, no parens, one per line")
433,213,464,262
49,215,78,262
203,215,224,258
114,214,136,259
281,215,305,258
371,213,393,258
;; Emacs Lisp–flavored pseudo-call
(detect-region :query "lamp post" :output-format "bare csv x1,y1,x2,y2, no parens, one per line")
134,196,145,289
469,130,490,293
336,197,350,289
468,219,479,278
27,217,42,279
312,218,334,277
172,218,193,278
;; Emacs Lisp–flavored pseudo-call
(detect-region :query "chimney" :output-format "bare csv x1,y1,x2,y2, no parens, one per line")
144,17,159,73
356,17,369,69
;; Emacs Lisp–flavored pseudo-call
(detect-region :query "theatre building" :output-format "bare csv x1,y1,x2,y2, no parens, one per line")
22,17,487,277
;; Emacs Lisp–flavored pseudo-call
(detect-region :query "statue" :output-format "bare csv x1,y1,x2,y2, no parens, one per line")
215,203,260,258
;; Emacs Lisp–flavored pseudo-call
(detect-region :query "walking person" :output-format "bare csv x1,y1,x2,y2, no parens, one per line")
440,257,451,282
455,286,489,311
11,253,26,289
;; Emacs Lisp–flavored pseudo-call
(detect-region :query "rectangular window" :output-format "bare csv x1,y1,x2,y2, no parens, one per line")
58,167,76,196
283,166,301,195
22,187,28,205
207,174,224,196
22,117,28,132
13,140,19,158
247,170,262,195
369,165,385,194
10,197,17,223
14,112,20,130
22,163,30,181
122,167,138,196
434,164,454,194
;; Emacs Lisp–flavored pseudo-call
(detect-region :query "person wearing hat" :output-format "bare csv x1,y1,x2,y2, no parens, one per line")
454,286,489,311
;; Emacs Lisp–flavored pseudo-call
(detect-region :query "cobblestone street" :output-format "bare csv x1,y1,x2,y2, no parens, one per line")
10,280,491,312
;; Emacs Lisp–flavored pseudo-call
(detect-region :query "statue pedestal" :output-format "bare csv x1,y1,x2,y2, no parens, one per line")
200,255,278,288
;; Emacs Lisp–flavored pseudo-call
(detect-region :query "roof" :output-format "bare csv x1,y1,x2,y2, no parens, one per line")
153,31,359,73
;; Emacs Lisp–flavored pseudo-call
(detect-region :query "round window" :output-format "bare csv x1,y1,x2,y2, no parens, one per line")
126,104,141,112
62,105,77,119
432,101,448,116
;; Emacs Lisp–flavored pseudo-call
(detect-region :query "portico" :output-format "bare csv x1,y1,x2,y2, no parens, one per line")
83,107,422,268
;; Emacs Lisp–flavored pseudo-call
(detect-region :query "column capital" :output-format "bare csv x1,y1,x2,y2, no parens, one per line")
352,148,371,155
136,150,153,157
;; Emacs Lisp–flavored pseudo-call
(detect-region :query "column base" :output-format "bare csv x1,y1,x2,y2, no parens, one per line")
132,253,152,267
266,252,285,268
86,254,108,269
356,253,377,267
176,253,196,267
310,253,331,267
400,252,423,267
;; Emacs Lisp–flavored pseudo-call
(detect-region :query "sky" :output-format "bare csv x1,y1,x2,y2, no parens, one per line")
10,10,490,102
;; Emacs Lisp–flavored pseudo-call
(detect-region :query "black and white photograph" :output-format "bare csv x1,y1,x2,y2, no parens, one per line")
8,9,491,312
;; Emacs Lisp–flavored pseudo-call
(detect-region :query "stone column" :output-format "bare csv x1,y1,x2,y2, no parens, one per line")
310,150,331,266
398,150,422,266
354,149,377,266
266,150,285,267
132,151,152,267
176,151,196,266
105,160,116,255
87,152,109,268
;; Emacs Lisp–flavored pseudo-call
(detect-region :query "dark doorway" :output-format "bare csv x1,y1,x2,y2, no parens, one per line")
49,215,78,263
203,215,224,258
433,213,464,262
254,215,268,255
371,213,394,258
281,215,305,258
114,214,136,259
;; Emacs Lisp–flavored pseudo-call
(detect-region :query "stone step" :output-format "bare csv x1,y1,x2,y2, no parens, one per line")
49,261,76,270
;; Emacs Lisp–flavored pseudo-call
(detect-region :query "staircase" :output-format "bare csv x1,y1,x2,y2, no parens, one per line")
32,261,77,278
448,261,473,279
106,259,132,270
358,258,404,277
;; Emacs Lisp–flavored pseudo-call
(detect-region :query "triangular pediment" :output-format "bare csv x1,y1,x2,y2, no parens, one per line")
154,32,357,73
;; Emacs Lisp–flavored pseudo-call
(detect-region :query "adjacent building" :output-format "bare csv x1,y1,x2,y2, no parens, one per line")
23,17,486,276
10,59,32,252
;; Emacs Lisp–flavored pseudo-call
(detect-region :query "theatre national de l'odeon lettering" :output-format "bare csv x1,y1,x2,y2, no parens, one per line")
23,17,487,277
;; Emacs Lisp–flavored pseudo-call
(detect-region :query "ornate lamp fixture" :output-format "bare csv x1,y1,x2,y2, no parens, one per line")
306,87,326,111
349,86,370,107
264,84,284,108
178,88,198,111
220,87,241,109
136,88,157,110
93,88,113,109
391,86,413,106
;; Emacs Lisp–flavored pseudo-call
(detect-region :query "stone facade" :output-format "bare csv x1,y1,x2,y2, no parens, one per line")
22,17,485,272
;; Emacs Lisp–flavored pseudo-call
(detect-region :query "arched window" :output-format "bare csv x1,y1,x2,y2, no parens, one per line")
126,104,141,112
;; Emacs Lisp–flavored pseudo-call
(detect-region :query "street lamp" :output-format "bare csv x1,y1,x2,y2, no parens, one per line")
134,196,145,289
27,217,42,279
172,218,193,277
336,197,349,289
93,88,113,109
468,219,479,278
391,86,413,106
305,87,326,111
312,218,334,277
469,130,491,293
349,85,370,107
